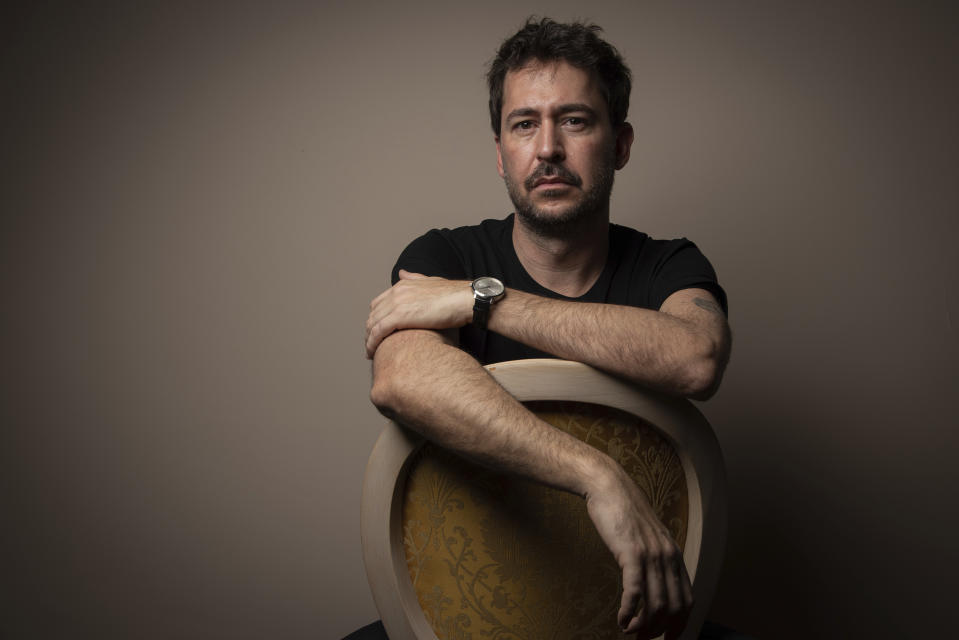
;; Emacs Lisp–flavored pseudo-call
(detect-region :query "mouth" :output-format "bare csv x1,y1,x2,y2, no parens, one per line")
533,178,571,189
534,183,571,193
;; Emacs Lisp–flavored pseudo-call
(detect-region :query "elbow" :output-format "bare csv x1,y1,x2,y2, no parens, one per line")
369,337,424,421
369,328,456,420
370,365,402,420
684,357,722,400
369,378,389,415
680,335,729,401
368,331,413,419
369,335,401,417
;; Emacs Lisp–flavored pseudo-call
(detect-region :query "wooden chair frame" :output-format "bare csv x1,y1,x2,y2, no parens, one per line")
361,359,727,640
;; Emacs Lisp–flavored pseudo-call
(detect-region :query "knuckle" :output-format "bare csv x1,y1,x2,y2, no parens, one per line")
666,599,683,617
644,540,661,558
647,591,666,614
666,546,683,568
631,547,649,566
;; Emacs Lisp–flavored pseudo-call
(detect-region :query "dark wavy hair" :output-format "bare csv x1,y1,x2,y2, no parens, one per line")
486,17,632,136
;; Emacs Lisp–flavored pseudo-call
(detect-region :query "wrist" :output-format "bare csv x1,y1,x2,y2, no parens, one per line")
569,436,623,501
471,276,505,329
573,444,624,500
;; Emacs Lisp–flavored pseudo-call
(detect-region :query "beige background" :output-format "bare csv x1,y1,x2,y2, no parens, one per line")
3,1,957,638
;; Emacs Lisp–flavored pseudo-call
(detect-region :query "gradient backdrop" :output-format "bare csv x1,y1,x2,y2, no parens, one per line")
3,2,957,638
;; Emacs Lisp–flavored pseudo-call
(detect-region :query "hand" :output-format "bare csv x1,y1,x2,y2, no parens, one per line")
585,464,694,639
366,270,473,358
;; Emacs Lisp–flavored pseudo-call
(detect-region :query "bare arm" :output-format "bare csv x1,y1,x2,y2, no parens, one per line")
370,328,693,637
370,329,599,494
488,287,731,399
366,270,731,399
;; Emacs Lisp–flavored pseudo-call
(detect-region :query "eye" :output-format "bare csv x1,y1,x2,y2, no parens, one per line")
514,120,535,131
564,117,588,130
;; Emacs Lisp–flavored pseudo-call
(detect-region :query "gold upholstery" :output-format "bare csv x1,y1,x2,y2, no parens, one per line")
401,400,688,640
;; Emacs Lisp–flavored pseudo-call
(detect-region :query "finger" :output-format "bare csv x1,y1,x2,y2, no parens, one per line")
364,309,374,358
680,559,694,612
663,558,694,640
366,313,398,358
367,286,406,341
366,298,390,335
366,326,386,359
364,314,375,359
662,546,687,637
398,269,428,280
370,286,393,310
663,543,683,610
665,599,691,640
635,552,668,638
618,562,645,633
365,304,387,349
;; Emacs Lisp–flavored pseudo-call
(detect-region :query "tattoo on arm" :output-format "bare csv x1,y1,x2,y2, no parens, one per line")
693,297,723,315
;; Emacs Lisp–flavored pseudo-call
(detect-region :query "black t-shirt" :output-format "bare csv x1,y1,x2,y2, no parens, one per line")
391,214,727,365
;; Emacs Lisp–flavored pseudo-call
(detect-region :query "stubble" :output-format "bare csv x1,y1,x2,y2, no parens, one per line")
504,159,616,239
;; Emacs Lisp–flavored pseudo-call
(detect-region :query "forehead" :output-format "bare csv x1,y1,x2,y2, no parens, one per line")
502,60,605,115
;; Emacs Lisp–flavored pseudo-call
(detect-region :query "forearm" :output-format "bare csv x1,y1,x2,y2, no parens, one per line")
488,289,725,397
368,327,693,636
365,271,730,399
369,329,612,496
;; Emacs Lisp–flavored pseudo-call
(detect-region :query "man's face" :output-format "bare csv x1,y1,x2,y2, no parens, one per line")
496,60,633,237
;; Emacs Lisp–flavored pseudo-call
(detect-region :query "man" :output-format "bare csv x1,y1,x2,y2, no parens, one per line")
360,17,731,640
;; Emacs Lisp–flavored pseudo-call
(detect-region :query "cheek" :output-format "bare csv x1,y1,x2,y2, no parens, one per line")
500,149,524,176
581,142,617,172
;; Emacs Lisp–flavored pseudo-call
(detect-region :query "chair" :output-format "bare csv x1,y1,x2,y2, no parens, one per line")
361,359,727,640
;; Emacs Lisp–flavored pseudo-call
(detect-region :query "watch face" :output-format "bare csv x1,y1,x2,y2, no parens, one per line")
473,276,505,299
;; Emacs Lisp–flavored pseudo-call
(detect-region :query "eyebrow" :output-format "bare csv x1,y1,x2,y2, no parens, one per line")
505,103,599,122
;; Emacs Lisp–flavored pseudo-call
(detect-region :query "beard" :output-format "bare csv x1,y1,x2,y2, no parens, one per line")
504,159,615,239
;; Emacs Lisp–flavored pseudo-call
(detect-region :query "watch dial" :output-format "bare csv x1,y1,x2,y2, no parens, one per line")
475,277,504,297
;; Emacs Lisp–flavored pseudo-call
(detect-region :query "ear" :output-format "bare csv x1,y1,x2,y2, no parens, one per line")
495,136,505,178
614,123,634,170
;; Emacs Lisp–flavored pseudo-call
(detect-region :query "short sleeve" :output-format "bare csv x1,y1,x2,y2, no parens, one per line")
391,229,468,285
648,239,728,316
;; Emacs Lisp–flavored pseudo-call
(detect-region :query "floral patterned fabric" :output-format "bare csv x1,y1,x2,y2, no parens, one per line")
401,400,688,640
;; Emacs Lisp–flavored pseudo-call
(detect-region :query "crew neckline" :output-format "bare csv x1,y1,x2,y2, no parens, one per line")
503,213,616,302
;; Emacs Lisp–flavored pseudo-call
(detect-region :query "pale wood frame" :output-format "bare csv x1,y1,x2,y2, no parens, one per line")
361,359,727,640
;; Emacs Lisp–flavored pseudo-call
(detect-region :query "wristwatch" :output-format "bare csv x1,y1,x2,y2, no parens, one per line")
470,276,505,329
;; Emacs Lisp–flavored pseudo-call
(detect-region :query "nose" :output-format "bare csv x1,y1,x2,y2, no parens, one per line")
536,121,565,163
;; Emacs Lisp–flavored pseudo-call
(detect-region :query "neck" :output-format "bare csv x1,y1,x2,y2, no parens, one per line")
512,212,610,298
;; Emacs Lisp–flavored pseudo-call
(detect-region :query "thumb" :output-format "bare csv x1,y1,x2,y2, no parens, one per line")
398,269,428,280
